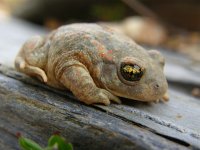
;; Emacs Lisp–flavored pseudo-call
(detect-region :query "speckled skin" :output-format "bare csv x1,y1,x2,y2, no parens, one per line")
15,23,168,105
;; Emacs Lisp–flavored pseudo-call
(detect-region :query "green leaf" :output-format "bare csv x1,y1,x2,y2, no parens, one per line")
19,136,43,150
48,135,73,150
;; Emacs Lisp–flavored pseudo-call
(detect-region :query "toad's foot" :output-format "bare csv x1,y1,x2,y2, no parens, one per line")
162,91,169,101
15,57,47,83
60,63,121,105
153,91,169,103
81,88,121,105
15,36,47,83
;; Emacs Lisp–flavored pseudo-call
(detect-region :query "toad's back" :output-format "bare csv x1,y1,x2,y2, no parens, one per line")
15,23,168,105
46,23,137,87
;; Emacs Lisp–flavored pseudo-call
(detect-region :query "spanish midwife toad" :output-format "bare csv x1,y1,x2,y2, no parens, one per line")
15,23,169,105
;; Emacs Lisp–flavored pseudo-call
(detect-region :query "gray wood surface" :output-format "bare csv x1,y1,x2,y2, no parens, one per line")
0,18,200,150
0,65,189,150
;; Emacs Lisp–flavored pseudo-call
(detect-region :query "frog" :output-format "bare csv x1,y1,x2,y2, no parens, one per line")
15,23,169,105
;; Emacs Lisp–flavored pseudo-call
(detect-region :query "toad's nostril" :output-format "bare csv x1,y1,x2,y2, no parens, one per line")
149,82,160,90
151,82,160,89
155,84,159,88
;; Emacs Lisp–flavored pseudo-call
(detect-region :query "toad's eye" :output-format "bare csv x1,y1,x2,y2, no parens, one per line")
120,63,144,81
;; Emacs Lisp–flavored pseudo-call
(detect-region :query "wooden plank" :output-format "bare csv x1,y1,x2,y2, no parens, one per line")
0,66,188,150
96,90,200,147
0,65,200,149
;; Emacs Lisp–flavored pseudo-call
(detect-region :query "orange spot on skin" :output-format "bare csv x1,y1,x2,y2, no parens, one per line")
100,53,105,57
91,40,105,52
97,45,105,52
99,50,113,61
107,50,113,54
105,55,113,61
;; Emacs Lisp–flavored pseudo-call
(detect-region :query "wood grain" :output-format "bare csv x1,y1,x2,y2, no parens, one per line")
0,66,188,150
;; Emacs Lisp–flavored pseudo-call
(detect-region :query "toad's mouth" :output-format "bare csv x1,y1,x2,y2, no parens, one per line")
102,82,167,102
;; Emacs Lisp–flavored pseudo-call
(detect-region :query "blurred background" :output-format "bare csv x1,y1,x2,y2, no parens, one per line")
0,0,200,97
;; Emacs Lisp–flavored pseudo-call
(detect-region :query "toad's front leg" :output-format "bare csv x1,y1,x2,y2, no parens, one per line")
60,64,121,105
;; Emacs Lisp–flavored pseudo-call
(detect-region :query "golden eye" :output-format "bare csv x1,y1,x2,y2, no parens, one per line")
120,63,144,81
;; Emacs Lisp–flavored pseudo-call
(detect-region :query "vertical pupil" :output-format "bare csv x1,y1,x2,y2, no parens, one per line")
121,63,143,81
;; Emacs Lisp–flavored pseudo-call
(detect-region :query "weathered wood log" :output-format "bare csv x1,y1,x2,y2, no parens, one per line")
0,65,189,150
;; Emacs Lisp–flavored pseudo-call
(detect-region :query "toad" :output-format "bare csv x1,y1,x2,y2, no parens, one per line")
15,23,169,105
